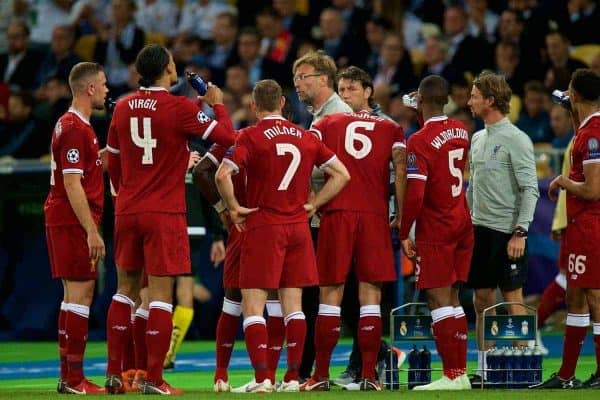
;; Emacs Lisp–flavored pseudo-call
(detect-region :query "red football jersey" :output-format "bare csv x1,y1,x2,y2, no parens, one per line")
227,115,336,229
107,87,235,215
401,116,471,242
45,108,104,227
206,144,247,207
310,111,404,217
567,112,600,219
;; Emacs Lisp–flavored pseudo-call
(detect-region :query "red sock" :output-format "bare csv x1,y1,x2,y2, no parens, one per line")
454,307,468,375
243,316,269,383
266,315,285,382
65,304,90,386
215,299,241,382
122,315,136,371
106,295,134,376
58,302,68,380
358,305,382,381
313,305,341,380
558,314,589,379
593,324,600,376
133,309,148,370
537,278,566,328
431,307,457,379
145,302,173,386
283,312,306,382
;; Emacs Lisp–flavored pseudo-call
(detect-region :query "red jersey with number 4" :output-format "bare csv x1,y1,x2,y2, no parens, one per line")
45,108,104,227
227,115,336,229
310,111,404,217
107,87,235,215
567,112,600,219
402,116,471,243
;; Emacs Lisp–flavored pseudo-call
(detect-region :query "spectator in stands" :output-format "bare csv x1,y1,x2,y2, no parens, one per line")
387,95,419,138
205,11,238,86
516,80,553,143
29,0,78,46
318,8,358,69
508,0,551,54
364,16,393,79
372,33,418,97
0,91,43,158
273,0,310,41
467,71,539,385
564,0,600,45
34,76,72,136
451,107,477,136
171,34,205,75
224,65,251,99
543,31,587,91
443,4,492,80
36,25,82,88
233,27,286,86
0,20,44,91
178,0,233,41
331,0,369,47
419,35,461,85
135,0,179,39
0,0,28,54
93,0,145,97
496,8,524,45
256,6,296,81
495,41,526,96
549,103,574,150
466,0,498,43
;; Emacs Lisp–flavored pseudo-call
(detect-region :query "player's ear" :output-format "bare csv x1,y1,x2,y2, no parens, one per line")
280,95,286,109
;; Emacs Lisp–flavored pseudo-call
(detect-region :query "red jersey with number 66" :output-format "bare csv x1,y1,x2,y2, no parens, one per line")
44,108,104,227
226,115,336,229
310,111,404,217
107,87,235,215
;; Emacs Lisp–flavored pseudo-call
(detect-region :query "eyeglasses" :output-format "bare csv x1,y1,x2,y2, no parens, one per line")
293,73,322,83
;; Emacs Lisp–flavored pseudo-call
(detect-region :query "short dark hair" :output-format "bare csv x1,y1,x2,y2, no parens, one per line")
419,75,449,107
337,66,375,108
135,44,170,87
9,20,30,37
571,68,600,103
472,71,512,115
68,62,103,94
253,79,282,112
523,80,547,96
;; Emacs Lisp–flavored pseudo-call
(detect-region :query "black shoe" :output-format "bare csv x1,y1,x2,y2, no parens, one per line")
581,373,600,389
57,379,67,394
163,360,174,370
529,372,582,389
105,374,125,394
468,374,485,389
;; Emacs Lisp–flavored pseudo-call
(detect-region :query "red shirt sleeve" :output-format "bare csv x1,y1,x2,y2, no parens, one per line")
177,98,235,146
212,103,235,133
393,125,406,149
309,116,328,140
106,115,121,193
315,137,336,168
228,130,251,173
59,119,88,174
399,137,428,239
581,125,600,166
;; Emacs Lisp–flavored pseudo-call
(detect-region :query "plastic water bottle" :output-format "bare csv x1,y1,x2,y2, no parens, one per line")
506,347,516,387
383,347,400,390
512,347,523,387
408,345,421,389
486,347,498,383
532,346,543,384
420,346,431,384
522,347,533,385
186,71,208,95
551,89,571,109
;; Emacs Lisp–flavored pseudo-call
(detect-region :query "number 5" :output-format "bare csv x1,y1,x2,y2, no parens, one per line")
448,148,464,197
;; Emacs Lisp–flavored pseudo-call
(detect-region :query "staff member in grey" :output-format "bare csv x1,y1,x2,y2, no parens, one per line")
466,71,539,381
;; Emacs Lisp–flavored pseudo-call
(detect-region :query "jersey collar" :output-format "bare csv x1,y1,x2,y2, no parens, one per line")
68,107,91,126
263,115,286,120
579,111,600,130
424,115,448,125
139,86,169,92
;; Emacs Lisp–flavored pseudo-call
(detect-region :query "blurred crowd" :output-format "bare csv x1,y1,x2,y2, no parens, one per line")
1,0,600,171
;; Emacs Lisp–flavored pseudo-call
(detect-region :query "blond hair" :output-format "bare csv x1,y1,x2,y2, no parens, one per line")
292,50,337,89
472,71,512,115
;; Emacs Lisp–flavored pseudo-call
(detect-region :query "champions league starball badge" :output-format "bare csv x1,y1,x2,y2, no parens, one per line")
66,148,80,163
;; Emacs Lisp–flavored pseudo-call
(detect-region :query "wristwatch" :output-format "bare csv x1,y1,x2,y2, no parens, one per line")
513,226,528,238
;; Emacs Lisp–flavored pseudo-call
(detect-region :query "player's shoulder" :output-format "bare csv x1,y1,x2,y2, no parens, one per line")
579,113,600,137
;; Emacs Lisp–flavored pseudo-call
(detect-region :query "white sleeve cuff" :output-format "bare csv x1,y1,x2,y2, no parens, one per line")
201,120,218,140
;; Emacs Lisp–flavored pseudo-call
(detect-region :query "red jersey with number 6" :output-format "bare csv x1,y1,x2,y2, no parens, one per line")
227,115,336,229
310,111,404,217
45,108,104,227
107,87,235,215
402,116,471,243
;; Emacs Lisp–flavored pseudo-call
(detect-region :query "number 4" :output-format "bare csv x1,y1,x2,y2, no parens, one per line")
130,117,157,165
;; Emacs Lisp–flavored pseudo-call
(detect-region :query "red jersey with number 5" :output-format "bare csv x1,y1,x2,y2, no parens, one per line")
310,111,404,217
45,108,104,227
107,87,235,215
403,116,471,243
227,115,336,229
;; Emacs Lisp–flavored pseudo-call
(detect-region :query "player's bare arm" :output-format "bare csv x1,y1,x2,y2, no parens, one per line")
63,173,105,262
307,157,350,214
192,156,231,228
391,146,407,228
551,162,600,202
198,83,224,107
215,161,258,230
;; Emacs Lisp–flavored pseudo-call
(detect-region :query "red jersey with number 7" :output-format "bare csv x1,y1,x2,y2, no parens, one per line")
107,87,235,215
310,111,405,217
226,115,336,229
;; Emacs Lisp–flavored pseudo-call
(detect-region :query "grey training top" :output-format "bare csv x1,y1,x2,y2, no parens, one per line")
467,117,539,233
